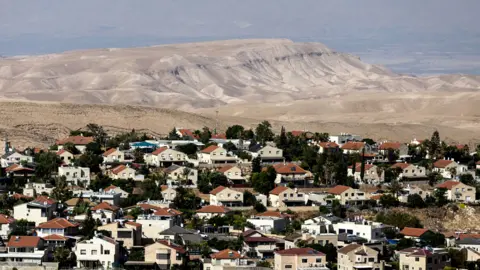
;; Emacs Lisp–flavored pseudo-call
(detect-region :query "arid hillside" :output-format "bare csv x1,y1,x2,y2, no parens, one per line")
1,39,479,110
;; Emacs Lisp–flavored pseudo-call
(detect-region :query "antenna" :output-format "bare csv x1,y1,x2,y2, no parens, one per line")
215,109,219,135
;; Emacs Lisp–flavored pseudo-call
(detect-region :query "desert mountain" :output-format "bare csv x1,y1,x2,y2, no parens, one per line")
1,39,479,110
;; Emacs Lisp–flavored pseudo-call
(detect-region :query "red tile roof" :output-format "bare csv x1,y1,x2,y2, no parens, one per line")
399,247,433,257
290,131,304,137
201,145,219,153
153,208,182,216
370,194,383,201
6,164,35,173
152,146,169,155
211,249,242,259
391,163,411,170
56,149,72,156
104,185,118,192
272,163,306,174
56,136,94,145
318,142,339,148
43,234,68,241
210,186,227,195
0,214,14,224
245,237,277,243
91,202,120,212
33,196,56,205
137,203,163,211
436,180,462,190
217,165,234,173
458,234,480,240
276,247,325,256
11,193,31,200
37,218,78,229
433,159,454,168
328,185,352,195
269,186,290,195
125,221,142,228
341,141,365,150
111,165,127,175
178,129,198,139
379,142,403,150
196,205,230,214
211,134,227,139
255,211,286,218
157,240,186,254
103,148,118,156
400,227,430,237
7,236,41,247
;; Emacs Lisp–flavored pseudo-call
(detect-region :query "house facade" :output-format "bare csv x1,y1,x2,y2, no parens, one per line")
102,148,125,163
57,149,74,165
58,166,91,186
144,240,186,269
327,185,368,206
435,180,476,202
209,186,243,207
145,147,186,167
56,136,94,153
246,211,288,233
348,163,383,184
337,244,384,270
163,164,198,186
271,163,308,187
74,234,120,269
275,248,327,270
98,221,142,249
110,165,137,180
0,236,47,265
13,196,57,225
269,186,306,208
398,247,449,270
254,145,284,163
197,145,237,164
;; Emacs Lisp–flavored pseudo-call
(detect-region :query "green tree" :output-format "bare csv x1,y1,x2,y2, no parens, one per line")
396,238,416,250
199,127,212,144
421,232,445,247
254,202,267,213
379,194,399,208
76,152,103,173
62,142,80,154
167,128,181,140
35,152,62,179
242,129,255,140
251,167,276,195
175,143,198,156
255,121,274,145
251,156,262,173
277,126,288,149
459,174,475,186
51,176,73,203
314,132,330,142
429,130,442,159
387,180,403,198
243,191,257,206
433,188,448,206
198,171,212,193
85,142,103,155
237,151,252,161
362,138,376,145
54,247,75,268
81,208,96,238
376,210,422,229
427,172,443,186
86,123,107,146
225,125,245,139
407,194,426,208
222,142,237,152
360,148,366,181
331,200,346,218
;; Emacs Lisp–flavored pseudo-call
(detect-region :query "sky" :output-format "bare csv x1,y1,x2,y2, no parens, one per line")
1,0,480,75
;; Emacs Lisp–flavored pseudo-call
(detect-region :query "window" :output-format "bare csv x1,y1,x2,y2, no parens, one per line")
285,265,293,269
316,258,322,263
80,250,86,255
368,258,374,262
302,259,307,263
104,250,110,255
415,258,419,262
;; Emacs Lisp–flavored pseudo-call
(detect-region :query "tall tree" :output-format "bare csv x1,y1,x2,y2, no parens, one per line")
35,152,62,179
251,156,262,173
429,130,442,159
360,148,366,182
255,121,274,145
86,123,107,146
82,208,96,238
225,125,245,139
277,126,288,149
167,128,181,140
51,176,73,203
199,127,212,144
387,180,403,198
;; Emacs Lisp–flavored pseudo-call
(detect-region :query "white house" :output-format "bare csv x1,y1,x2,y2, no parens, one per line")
103,185,129,199
348,163,383,184
163,164,198,186
204,249,250,270
217,165,246,184
35,218,79,238
333,219,391,242
136,208,182,240
329,133,362,146
390,163,427,180
56,149,74,165
110,164,137,180
0,214,15,240
242,230,278,259
56,136,94,153
341,142,366,154
144,147,186,167
433,159,461,179
209,186,243,207
89,202,120,224
74,233,120,269
246,211,288,233
102,148,125,163
160,186,177,203
58,166,91,186
23,182,54,197
0,236,47,265
13,196,57,225
269,186,306,208
196,205,231,219
251,145,284,163
1,151,34,165
197,145,237,164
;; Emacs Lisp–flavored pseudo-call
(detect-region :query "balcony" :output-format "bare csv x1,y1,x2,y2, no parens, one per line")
298,265,329,270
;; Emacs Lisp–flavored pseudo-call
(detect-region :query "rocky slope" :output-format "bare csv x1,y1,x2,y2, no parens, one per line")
1,39,479,110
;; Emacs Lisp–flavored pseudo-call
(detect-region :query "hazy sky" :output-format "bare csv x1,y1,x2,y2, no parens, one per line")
1,0,480,74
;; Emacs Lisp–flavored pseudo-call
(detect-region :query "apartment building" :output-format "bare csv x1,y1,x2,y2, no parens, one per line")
274,248,327,270
337,244,384,270
0,236,47,265
23,182,54,197
209,186,243,207
269,186,306,207
398,247,449,270
74,234,120,269
98,221,142,249
435,180,476,202
58,166,91,186
13,196,57,225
